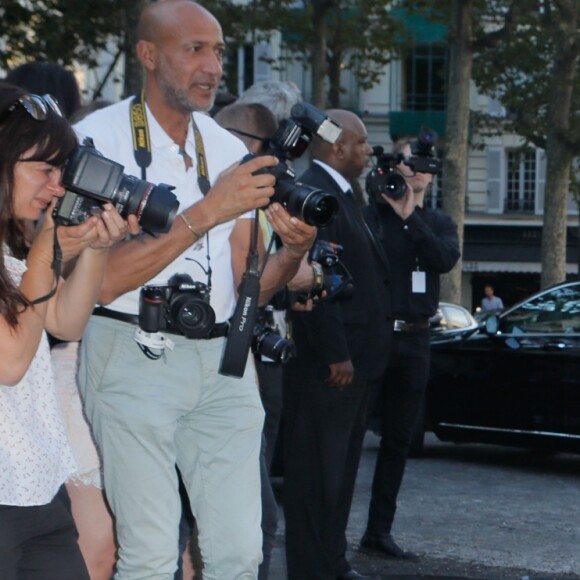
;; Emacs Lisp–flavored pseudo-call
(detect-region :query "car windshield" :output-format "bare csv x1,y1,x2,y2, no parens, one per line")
501,284,580,334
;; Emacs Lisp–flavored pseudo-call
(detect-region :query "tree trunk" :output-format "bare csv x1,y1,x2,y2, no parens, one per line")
310,3,329,108
440,0,473,305
327,49,342,107
540,0,577,289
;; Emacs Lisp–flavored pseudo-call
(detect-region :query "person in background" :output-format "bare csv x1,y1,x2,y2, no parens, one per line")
5,62,82,119
215,101,280,580
282,109,392,580
0,82,136,579
208,89,237,117
237,80,302,123
229,79,310,471
74,1,315,578
5,63,119,580
216,100,318,580
481,283,504,312
360,135,460,561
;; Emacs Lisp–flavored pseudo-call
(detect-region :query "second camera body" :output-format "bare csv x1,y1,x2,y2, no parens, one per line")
245,102,343,228
139,273,215,339
252,305,295,364
366,127,442,201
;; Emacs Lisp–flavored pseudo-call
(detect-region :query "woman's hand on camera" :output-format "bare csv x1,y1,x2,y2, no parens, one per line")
38,201,138,263
86,203,140,249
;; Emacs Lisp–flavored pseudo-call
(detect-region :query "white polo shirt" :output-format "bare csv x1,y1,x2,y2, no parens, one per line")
74,98,249,323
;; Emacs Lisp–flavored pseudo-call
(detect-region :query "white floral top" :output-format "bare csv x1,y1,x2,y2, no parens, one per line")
0,252,77,506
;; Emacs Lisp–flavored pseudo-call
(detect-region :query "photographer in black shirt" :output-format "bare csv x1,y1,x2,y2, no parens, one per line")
361,134,460,560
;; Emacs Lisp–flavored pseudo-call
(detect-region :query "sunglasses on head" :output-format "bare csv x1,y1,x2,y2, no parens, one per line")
0,93,64,125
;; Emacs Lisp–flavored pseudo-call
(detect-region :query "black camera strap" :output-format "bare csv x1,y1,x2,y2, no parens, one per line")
30,225,62,305
218,212,263,378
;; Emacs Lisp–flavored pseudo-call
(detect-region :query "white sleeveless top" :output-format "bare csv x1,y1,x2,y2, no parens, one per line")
0,252,77,506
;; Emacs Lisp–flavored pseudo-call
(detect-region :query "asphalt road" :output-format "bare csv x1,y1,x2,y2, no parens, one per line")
268,432,580,579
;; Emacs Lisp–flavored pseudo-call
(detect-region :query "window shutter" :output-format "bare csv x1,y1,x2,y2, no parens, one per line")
487,98,506,118
486,147,503,213
254,42,271,82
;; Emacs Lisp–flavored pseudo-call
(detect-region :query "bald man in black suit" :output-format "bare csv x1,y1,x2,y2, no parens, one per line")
282,109,392,580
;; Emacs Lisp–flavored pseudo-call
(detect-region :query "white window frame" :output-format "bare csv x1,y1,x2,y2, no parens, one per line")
486,147,547,215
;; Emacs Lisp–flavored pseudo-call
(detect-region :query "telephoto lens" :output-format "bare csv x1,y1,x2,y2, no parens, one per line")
58,138,180,233
271,178,338,227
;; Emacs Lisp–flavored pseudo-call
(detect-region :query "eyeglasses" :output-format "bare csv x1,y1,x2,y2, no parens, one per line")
225,127,270,148
0,93,64,125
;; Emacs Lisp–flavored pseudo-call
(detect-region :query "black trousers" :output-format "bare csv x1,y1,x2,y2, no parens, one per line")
0,485,89,580
256,360,284,580
366,330,430,534
282,369,374,580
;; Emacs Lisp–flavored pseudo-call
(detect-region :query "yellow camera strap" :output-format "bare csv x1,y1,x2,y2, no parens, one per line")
130,91,151,179
130,91,210,195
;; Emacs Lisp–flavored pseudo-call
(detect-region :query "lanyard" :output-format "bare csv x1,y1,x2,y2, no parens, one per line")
130,91,210,195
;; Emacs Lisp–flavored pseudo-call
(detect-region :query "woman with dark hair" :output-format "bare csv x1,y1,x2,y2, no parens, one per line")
0,82,137,579
6,62,119,579
5,62,82,119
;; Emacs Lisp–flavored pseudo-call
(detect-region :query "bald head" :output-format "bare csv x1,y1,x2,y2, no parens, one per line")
135,0,224,114
310,109,372,181
137,0,218,42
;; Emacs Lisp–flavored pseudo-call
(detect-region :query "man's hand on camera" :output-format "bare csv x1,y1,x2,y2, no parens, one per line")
199,155,278,228
326,360,354,389
382,181,415,220
287,254,316,293
265,202,316,260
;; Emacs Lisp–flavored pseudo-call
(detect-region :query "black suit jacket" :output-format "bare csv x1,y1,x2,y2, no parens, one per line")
287,163,392,382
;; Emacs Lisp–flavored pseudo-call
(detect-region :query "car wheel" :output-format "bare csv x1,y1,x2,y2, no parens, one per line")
408,395,426,458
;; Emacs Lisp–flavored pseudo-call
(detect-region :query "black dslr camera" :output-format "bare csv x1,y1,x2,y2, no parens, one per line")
53,137,180,233
366,127,442,201
139,273,216,339
252,305,295,364
243,102,342,228
293,240,354,304
218,104,343,378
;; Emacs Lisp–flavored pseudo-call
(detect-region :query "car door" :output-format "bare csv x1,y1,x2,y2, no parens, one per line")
428,283,580,449
495,282,580,445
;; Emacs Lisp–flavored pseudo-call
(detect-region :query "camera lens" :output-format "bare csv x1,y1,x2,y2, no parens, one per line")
254,330,295,364
170,295,216,339
383,172,408,201
117,176,179,233
273,180,338,227
366,168,407,202
139,286,166,333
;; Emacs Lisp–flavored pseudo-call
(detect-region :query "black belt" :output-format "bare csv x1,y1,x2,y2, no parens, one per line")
393,319,430,333
92,307,229,339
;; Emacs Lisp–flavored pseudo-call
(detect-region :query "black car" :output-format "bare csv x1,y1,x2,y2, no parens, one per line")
413,281,580,456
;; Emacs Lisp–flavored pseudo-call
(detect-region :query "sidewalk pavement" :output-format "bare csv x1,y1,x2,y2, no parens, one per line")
267,432,580,580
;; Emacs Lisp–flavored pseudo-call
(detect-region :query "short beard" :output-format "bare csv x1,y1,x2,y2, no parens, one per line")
157,76,215,114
